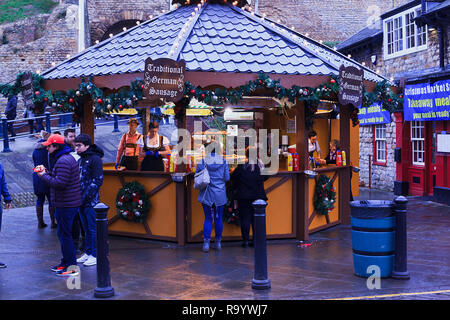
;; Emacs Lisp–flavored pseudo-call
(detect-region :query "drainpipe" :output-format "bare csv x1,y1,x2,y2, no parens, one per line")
78,0,90,52
438,26,445,70
254,0,259,14
78,0,85,52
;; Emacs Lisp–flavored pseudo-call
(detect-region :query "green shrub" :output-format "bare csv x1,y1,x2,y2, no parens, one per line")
0,0,58,24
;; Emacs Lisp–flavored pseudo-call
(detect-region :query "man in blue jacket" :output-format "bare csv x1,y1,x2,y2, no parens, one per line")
74,133,104,267
0,161,12,268
37,134,82,276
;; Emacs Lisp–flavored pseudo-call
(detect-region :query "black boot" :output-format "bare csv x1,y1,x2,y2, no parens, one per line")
49,206,57,229
36,206,47,228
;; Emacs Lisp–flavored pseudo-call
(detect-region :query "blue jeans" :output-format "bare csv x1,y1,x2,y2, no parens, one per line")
79,206,97,257
55,207,78,267
202,204,224,240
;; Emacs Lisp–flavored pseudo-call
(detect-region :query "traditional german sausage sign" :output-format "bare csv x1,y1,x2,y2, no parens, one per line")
20,71,34,110
339,65,363,107
144,58,186,102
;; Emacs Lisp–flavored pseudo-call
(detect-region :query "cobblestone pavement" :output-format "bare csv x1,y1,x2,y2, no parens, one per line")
0,189,448,300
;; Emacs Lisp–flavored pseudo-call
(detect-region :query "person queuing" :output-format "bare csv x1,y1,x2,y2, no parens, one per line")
115,118,142,171
138,121,171,171
4,94,17,141
196,141,230,253
32,131,56,229
37,134,81,277
74,133,104,267
0,161,12,269
231,146,268,248
63,128,84,254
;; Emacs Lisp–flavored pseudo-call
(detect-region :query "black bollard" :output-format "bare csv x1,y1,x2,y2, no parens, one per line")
113,114,120,132
45,112,52,133
1,117,11,153
392,196,410,280
251,199,271,290
94,203,115,298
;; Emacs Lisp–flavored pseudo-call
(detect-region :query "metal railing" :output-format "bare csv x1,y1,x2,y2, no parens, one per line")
1,112,142,152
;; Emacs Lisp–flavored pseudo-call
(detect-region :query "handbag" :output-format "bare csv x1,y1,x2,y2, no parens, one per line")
194,161,210,190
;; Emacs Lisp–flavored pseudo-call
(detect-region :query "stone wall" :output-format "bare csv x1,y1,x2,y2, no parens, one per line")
358,120,397,191
0,4,79,114
257,0,411,42
87,0,169,43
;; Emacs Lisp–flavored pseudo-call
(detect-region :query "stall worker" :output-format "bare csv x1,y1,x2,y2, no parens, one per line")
318,139,340,166
138,121,171,172
308,130,322,158
115,118,142,171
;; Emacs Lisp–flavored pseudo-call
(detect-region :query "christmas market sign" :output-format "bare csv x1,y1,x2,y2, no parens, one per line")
339,65,363,107
144,58,186,102
403,79,450,121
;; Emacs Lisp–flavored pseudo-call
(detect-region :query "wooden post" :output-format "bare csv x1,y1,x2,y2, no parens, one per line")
175,107,187,246
339,104,351,224
81,99,95,143
296,100,309,241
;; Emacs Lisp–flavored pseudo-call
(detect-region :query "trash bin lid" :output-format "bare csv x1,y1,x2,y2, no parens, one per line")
350,200,393,219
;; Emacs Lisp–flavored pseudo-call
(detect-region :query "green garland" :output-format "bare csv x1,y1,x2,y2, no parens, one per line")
0,71,403,128
313,175,337,215
116,181,151,223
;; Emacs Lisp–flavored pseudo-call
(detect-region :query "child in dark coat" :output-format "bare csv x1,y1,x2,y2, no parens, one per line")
74,134,104,267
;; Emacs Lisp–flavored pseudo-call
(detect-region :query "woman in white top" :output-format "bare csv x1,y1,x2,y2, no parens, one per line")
138,121,171,172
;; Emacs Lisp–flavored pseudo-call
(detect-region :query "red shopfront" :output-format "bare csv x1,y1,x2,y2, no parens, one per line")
395,78,450,203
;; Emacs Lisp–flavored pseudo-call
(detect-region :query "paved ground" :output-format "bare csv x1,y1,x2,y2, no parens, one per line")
0,188,448,300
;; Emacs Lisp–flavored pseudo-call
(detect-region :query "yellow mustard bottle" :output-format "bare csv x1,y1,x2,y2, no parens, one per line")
287,153,293,171
342,151,347,166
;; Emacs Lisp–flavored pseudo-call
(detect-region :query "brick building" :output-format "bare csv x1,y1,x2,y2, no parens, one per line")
337,0,450,204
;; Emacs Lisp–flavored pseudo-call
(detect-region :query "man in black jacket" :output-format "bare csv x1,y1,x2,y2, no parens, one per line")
4,95,17,140
74,134,104,267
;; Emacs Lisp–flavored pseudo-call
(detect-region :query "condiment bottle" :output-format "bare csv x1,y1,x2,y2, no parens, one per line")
288,153,293,171
336,150,342,166
293,153,299,171
342,151,347,166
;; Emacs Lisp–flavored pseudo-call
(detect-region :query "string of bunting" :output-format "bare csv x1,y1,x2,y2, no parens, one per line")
0,71,403,127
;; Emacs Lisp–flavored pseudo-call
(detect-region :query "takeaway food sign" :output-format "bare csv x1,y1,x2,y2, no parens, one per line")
403,79,450,121
144,58,186,102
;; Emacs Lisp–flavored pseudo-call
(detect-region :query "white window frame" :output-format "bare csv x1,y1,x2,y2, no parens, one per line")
411,121,425,166
383,5,427,60
374,124,387,163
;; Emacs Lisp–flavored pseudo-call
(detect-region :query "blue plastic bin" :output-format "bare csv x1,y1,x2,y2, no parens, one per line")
350,200,395,278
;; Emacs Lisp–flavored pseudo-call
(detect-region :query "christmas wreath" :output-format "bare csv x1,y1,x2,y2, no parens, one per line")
313,175,337,215
116,181,151,223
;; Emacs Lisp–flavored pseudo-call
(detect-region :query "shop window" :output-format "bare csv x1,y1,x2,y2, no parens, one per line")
373,124,387,165
411,121,425,166
384,5,427,59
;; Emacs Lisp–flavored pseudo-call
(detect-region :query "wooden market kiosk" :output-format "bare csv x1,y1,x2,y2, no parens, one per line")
41,0,387,245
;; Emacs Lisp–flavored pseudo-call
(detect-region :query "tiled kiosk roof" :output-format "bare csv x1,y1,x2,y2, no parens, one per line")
42,2,385,83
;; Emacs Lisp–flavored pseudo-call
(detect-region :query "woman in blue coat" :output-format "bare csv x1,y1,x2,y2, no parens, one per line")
0,161,12,268
196,141,230,252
